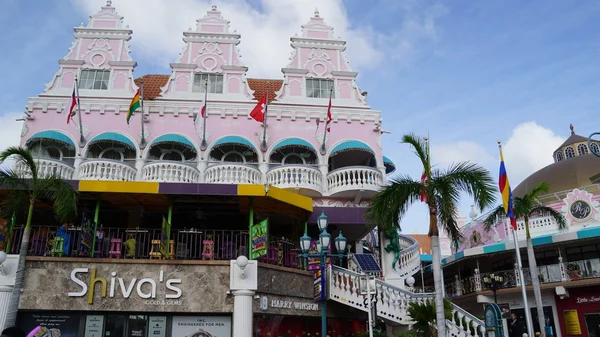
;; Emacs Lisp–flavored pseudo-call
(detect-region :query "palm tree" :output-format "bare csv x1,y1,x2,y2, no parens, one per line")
366,134,496,337
407,299,452,337
483,182,566,335
0,147,78,329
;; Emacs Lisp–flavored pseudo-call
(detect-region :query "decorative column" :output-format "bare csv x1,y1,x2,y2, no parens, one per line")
0,253,18,330
73,155,83,179
319,164,329,194
230,256,258,337
558,256,568,282
473,268,482,292
454,275,462,296
197,159,207,183
258,162,269,185
135,158,145,181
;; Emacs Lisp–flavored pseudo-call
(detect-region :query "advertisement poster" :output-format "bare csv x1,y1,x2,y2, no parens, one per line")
313,268,325,301
20,313,80,337
307,240,331,271
171,316,231,337
149,316,167,337
564,310,582,335
84,315,104,337
250,219,268,259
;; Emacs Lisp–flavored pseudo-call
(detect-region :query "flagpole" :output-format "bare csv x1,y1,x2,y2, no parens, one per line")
319,85,334,155
498,141,534,337
200,79,209,151
74,75,85,147
140,80,146,148
260,82,270,152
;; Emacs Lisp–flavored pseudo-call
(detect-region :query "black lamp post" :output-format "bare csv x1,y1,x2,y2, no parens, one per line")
300,211,347,337
483,273,504,303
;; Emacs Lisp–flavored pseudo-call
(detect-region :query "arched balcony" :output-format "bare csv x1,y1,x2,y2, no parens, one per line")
266,138,322,196
17,131,76,179
327,140,383,198
142,134,200,183
205,136,261,184
79,132,137,181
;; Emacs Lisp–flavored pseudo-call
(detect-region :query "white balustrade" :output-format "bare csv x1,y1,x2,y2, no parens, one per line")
142,161,200,183
79,159,136,181
327,166,383,195
266,165,322,192
205,164,261,184
14,158,74,180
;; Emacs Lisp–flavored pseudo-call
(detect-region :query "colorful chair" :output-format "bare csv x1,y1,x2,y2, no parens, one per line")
108,238,122,258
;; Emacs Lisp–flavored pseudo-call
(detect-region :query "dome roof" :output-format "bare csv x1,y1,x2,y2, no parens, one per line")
513,153,600,198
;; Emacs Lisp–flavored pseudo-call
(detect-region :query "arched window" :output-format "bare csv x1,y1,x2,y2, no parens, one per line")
591,143,600,155
555,151,564,162
160,151,184,162
222,151,245,163
565,146,575,159
578,144,589,156
283,153,305,165
100,148,124,161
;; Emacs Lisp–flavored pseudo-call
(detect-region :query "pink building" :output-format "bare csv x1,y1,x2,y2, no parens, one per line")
17,3,396,230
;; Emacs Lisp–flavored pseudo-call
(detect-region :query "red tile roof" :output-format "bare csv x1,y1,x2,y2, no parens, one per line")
134,75,170,100
247,79,283,103
132,75,283,103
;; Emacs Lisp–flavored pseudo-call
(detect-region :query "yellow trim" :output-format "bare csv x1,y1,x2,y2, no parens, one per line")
79,181,159,194
237,184,313,212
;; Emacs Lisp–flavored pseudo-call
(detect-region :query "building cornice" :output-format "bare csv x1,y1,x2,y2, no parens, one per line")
108,61,137,67
222,65,248,72
170,63,198,69
58,60,86,66
331,71,358,77
282,68,309,74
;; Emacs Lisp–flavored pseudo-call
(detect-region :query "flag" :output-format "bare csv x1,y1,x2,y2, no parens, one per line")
194,99,206,123
499,148,518,230
126,89,141,124
250,93,267,122
420,172,429,202
64,88,77,124
326,96,332,132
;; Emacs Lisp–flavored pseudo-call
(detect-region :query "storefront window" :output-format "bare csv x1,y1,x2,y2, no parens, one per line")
106,315,126,337
127,315,148,337
585,314,600,337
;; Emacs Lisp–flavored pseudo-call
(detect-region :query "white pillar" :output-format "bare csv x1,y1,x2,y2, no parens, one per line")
230,256,258,337
0,254,19,330
232,289,254,337
73,156,83,179
197,160,207,183
135,158,145,181
258,162,269,185
319,164,329,195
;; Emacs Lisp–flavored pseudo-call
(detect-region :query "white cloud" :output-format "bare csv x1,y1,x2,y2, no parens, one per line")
502,121,566,185
0,112,24,169
431,140,496,169
72,0,383,78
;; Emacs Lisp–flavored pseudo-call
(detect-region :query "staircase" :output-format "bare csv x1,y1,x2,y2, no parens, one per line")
328,233,485,337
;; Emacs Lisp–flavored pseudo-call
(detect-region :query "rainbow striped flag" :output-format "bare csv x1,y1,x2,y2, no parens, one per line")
126,89,141,124
499,147,518,230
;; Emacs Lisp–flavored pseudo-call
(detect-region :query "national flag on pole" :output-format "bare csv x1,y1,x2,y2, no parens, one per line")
326,96,332,132
194,99,206,123
250,93,267,122
420,171,428,202
64,88,77,124
499,147,518,230
126,89,141,124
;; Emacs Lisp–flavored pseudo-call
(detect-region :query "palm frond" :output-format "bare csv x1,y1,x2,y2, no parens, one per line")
36,175,78,222
482,205,506,231
0,190,29,222
401,134,430,173
431,178,462,243
366,175,422,233
0,169,29,191
0,146,38,180
527,182,549,200
532,205,567,232
435,162,497,211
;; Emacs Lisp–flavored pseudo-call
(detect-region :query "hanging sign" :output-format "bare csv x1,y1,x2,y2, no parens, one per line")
250,219,268,259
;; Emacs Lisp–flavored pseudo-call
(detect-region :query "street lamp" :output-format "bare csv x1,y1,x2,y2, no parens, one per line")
482,273,504,303
300,211,347,337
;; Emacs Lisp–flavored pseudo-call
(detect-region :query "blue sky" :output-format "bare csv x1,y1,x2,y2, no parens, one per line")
0,0,598,233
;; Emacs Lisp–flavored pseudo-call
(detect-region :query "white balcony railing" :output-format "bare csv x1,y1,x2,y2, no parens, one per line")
142,161,200,183
327,166,383,195
205,164,262,184
79,159,136,181
266,165,322,192
14,158,74,180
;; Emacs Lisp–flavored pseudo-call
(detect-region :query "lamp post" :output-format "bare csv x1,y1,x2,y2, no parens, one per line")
482,273,504,303
300,211,347,337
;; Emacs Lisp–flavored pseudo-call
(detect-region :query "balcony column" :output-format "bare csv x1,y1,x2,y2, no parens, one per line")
135,158,145,181
73,155,83,179
319,164,328,194
230,257,257,337
558,256,568,282
259,162,269,185
377,165,386,183
0,254,18,330
197,159,207,183
454,275,462,296
473,268,482,291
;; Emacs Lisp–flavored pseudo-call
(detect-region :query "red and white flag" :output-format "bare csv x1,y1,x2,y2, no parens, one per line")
326,96,332,132
250,93,267,122
420,171,429,203
194,99,206,123
64,88,77,124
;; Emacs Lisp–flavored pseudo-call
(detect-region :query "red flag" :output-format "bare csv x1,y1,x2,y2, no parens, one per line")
420,171,428,202
250,93,267,122
64,88,77,124
194,99,206,123
326,97,332,132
